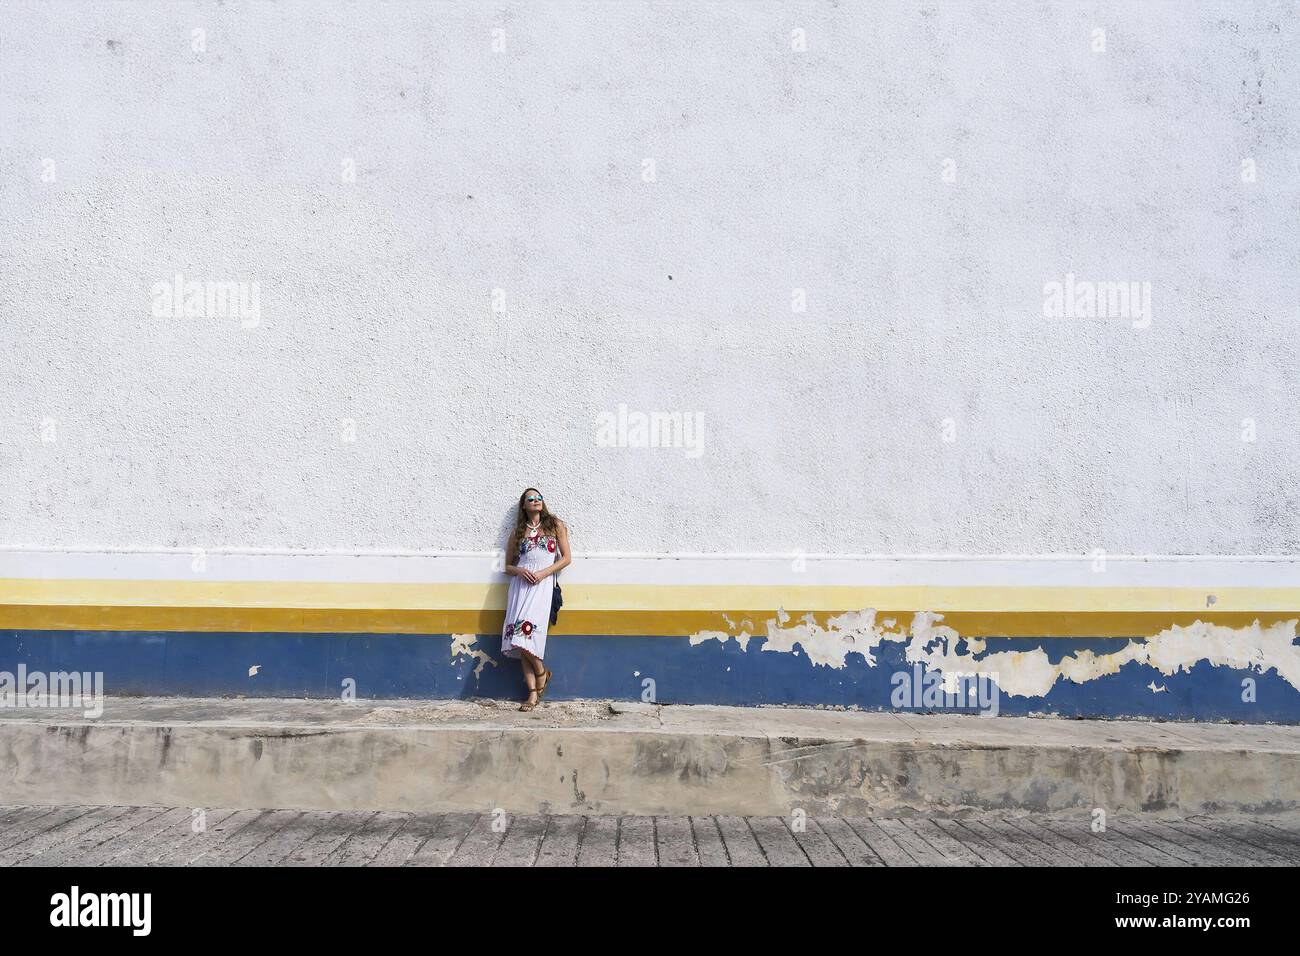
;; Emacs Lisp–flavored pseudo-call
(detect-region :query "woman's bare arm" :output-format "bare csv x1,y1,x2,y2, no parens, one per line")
505,531,537,584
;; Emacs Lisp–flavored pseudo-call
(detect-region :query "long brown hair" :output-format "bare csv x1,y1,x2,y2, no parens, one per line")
512,487,561,545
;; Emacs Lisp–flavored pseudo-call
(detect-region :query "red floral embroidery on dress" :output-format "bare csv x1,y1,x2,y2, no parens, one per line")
520,534,556,555
505,619,536,639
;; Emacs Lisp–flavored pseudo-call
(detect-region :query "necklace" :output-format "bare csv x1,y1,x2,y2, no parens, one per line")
525,520,541,535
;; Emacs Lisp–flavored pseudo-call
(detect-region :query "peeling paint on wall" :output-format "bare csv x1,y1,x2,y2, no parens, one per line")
689,609,1300,699
450,634,496,679
691,609,892,667
690,630,755,652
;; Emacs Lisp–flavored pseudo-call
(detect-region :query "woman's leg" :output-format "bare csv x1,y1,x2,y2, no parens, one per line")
520,647,546,676
520,648,548,696
518,654,539,709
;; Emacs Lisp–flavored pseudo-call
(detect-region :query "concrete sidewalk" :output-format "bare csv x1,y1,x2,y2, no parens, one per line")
1,697,1298,817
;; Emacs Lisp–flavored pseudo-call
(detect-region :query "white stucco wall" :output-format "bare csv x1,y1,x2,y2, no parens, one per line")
2,0,1297,557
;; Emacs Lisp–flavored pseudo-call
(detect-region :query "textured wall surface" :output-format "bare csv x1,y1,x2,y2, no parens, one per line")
2,0,1298,556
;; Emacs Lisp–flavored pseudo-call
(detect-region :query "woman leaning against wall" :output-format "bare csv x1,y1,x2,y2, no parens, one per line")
501,488,571,711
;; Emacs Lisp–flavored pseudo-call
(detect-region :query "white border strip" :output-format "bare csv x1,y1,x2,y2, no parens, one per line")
2,545,1298,561
1,549,1298,588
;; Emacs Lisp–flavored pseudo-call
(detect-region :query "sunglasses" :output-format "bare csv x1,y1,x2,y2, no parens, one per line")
525,495,543,503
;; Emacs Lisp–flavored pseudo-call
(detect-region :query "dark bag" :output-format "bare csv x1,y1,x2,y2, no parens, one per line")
549,575,563,626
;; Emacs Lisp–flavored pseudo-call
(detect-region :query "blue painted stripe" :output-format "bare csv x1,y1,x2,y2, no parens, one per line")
1,630,1296,723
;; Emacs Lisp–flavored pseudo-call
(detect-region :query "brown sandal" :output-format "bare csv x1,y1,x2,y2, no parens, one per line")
519,689,539,712
536,668,554,700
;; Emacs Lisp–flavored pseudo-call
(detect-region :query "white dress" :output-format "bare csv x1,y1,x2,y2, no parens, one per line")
501,529,558,661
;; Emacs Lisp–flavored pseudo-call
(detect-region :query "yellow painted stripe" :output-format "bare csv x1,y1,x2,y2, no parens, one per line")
3,579,1299,612
0,604,1297,638
2,607,1296,637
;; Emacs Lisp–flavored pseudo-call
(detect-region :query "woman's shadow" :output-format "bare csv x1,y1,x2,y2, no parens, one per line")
448,504,521,701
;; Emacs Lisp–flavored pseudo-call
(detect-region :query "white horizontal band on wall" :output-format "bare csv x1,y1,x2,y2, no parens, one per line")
0,549,1297,588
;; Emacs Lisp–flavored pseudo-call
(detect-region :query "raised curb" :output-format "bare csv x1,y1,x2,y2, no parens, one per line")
1,697,1297,816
